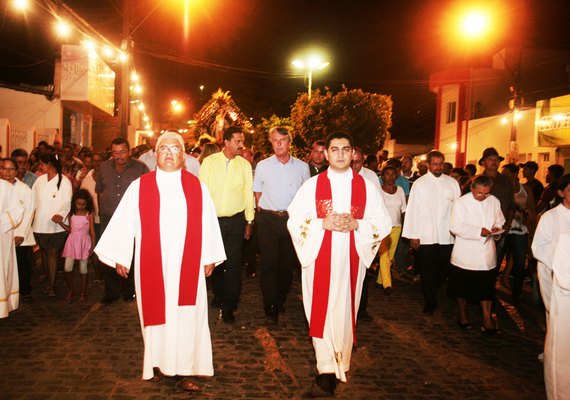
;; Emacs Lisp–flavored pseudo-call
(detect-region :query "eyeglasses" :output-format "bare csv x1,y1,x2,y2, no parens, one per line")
158,145,183,154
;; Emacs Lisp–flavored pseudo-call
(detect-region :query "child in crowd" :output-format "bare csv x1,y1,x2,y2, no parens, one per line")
56,189,95,303
376,165,407,295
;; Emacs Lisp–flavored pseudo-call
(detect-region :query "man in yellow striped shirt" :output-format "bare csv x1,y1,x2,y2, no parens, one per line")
199,126,255,324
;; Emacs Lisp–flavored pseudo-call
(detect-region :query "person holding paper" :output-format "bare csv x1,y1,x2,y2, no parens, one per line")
448,175,505,334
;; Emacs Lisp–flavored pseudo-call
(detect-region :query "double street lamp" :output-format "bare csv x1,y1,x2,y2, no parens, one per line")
292,56,329,100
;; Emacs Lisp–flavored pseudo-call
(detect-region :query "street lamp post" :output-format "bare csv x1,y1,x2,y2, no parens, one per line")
292,56,329,100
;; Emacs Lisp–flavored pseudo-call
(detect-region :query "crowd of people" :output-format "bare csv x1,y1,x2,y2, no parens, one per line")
0,129,568,398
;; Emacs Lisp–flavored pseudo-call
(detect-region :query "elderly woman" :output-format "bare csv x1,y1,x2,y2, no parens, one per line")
448,175,505,334
32,154,73,297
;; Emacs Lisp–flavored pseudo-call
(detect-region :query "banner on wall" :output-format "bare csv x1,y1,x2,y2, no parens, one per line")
536,96,570,147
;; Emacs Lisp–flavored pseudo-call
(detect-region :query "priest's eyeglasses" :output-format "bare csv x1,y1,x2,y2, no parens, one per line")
158,145,183,154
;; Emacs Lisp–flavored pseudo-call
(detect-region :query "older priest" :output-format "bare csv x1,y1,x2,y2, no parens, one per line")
95,132,226,391
287,132,391,397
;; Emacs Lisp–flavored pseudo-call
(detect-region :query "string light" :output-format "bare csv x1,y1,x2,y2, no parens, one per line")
55,20,71,38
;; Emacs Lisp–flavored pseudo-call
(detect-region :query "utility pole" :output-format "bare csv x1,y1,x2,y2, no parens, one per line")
119,0,132,139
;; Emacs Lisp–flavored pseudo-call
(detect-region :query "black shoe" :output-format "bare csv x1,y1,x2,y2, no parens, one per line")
100,296,119,305
210,296,222,309
123,293,136,302
383,287,393,296
457,321,473,330
422,306,435,315
222,309,235,324
265,305,278,326
357,311,373,322
306,374,336,398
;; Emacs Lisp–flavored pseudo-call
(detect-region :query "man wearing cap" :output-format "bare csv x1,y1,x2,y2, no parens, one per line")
520,161,544,206
95,132,226,390
478,147,515,274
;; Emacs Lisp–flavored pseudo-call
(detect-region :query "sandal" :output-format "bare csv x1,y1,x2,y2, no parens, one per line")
176,378,201,392
480,326,501,336
80,294,87,303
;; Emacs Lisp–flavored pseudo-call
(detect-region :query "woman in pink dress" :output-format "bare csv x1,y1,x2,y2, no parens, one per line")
56,189,95,303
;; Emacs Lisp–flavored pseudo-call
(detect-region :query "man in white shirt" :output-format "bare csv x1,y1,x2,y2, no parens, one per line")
402,150,461,314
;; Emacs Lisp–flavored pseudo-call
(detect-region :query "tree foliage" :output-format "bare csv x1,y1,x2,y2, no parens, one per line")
290,86,392,154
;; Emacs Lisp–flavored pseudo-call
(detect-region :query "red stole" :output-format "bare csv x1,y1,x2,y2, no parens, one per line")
311,170,366,344
138,170,202,327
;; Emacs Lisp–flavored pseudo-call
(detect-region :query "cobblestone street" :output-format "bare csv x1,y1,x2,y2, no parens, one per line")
0,267,546,399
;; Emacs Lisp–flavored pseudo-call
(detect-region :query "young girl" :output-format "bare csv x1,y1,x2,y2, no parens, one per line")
57,189,95,303
376,165,406,295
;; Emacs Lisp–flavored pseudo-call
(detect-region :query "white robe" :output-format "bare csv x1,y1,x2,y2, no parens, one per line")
449,193,505,271
531,204,570,316
94,168,226,380
0,180,24,318
402,171,461,244
287,169,391,381
544,232,570,400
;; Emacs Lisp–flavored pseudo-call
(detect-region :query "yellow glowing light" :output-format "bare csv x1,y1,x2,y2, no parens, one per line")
461,12,489,38
55,20,71,38
118,52,128,62
143,115,150,122
82,40,96,50
133,84,142,94
138,103,145,111
102,46,114,57
450,143,458,150
173,103,182,112
131,72,140,82
145,123,151,130
13,0,28,11
501,117,508,125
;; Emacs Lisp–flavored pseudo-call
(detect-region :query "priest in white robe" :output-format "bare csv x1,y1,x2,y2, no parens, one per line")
287,132,391,397
95,132,226,392
532,175,570,400
0,178,24,319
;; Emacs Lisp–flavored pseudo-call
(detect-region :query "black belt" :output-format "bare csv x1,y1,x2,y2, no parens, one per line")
218,211,245,221
259,208,288,217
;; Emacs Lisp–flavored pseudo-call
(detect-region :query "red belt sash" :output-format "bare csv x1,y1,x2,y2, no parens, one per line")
138,170,202,327
311,170,366,344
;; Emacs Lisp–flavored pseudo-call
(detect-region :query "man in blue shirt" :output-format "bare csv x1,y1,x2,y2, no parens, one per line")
253,126,309,325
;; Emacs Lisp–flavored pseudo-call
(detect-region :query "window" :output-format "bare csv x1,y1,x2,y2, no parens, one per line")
446,102,457,124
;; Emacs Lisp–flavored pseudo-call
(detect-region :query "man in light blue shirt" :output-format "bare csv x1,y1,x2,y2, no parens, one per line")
253,126,309,325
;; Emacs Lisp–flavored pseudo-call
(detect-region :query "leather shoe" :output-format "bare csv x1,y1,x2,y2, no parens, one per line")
422,306,435,315
357,311,373,322
123,293,136,302
222,309,235,324
100,296,119,305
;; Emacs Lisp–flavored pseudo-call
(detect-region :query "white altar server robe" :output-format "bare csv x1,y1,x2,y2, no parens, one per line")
402,171,461,244
450,193,505,271
0,180,24,318
544,232,570,400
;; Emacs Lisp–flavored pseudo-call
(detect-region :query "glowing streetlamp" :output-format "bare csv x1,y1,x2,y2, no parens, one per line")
54,20,71,38
292,56,329,100
171,100,183,113
12,0,28,12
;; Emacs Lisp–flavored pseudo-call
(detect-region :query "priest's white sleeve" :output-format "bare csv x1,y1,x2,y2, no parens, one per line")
552,232,570,292
199,184,227,266
0,183,23,234
287,178,325,268
354,180,392,267
94,181,138,270
532,211,554,270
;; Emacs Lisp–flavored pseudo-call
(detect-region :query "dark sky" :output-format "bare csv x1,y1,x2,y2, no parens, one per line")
1,0,570,144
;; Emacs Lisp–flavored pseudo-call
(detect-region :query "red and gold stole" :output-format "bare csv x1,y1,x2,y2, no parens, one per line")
311,169,366,344
138,170,202,327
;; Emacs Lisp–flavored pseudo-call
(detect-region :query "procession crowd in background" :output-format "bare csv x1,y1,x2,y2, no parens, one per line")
0,128,569,398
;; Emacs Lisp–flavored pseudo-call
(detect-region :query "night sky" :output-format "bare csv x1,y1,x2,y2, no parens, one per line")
1,0,570,145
